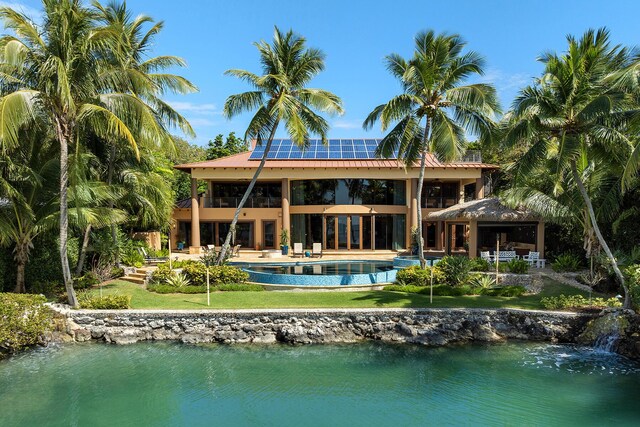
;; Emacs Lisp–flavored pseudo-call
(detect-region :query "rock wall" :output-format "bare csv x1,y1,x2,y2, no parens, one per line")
50,306,594,347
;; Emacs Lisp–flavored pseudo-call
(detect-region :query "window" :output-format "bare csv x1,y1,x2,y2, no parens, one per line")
290,179,406,205
422,182,458,208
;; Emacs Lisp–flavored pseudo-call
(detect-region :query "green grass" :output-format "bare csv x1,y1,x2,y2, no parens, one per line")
86,279,594,310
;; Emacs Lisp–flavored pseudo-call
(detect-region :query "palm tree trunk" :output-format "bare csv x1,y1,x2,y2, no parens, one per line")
570,160,629,308
75,224,92,277
415,117,431,269
13,240,28,293
107,142,119,265
216,120,280,264
56,118,78,307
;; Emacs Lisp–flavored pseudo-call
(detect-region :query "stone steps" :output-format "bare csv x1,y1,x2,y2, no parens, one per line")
121,266,156,285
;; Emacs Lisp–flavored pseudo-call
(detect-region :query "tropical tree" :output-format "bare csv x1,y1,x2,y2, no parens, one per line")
501,28,638,308
217,26,343,263
363,30,499,268
0,0,184,305
206,132,247,160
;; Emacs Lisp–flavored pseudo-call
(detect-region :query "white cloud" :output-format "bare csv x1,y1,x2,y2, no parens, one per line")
187,118,217,127
166,101,221,115
332,119,363,130
0,2,42,22
480,68,531,92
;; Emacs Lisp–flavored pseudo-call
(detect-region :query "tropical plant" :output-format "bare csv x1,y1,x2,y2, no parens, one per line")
217,26,343,263
206,132,247,160
363,30,499,268
551,253,583,273
469,257,491,272
395,265,445,286
436,256,473,286
468,274,496,289
506,259,530,274
0,293,52,354
0,1,186,305
165,273,191,288
500,28,638,308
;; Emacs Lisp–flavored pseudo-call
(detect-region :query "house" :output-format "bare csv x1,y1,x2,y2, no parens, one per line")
171,139,544,258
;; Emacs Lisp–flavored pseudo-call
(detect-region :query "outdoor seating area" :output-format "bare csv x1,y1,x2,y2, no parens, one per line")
480,250,546,268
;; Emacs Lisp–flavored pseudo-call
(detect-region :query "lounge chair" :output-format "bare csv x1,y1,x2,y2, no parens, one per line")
232,244,241,257
206,244,215,252
523,251,546,268
292,243,304,258
138,247,168,264
480,251,493,263
312,242,323,258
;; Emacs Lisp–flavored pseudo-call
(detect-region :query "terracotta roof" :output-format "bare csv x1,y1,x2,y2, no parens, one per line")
175,151,497,171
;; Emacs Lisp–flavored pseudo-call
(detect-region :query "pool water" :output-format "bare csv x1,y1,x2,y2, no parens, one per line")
247,261,394,275
1,342,639,426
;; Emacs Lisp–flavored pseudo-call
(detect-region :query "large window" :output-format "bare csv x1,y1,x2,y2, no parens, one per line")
207,182,281,208
175,221,255,248
477,223,537,256
422,182,458,208
290,214,323,249
291,179,406,205
374,215,406,250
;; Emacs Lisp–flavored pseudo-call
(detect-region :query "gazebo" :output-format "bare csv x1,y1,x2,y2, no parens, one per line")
427,198,544,258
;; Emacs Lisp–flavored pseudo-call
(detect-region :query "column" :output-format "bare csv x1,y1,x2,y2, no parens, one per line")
410,179,418,228
468,220,478,258
281,178,290,246
189,177,201,253
475,177,484,199
536,221,545,259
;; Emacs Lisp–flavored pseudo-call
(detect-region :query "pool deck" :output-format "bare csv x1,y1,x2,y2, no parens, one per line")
174,250,402,263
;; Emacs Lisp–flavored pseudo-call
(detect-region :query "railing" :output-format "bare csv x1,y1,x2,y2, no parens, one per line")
460,150,482,163
423,196,459,209
203,196,282,208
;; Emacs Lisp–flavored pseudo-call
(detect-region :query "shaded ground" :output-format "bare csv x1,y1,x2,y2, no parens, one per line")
86,279,593,310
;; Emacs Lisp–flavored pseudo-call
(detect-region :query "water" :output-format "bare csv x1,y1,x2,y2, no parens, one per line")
245,261,394,275
1,342,639,426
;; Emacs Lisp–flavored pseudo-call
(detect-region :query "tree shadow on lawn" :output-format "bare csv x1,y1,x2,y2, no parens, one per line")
351,291,435,308
352,291,548,310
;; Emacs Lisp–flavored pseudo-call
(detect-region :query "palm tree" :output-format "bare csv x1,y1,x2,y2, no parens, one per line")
0,1,176,305
363,30,499,268
217,27,343,263
501,28,637,308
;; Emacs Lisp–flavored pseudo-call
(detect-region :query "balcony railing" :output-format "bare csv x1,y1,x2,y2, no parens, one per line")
204,196,282,209
423,196,459,209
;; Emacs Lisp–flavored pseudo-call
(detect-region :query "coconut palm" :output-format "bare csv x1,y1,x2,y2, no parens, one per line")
0,0,178,305
217,27,343,263
501,28,637,308
363,30,499,268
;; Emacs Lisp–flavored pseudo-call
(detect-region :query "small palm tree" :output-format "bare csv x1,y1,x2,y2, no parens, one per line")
501,28,636,308
364,30,499,268
217,27,343,263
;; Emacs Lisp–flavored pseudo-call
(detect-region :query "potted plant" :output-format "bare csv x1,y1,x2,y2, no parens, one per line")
280,229,289,255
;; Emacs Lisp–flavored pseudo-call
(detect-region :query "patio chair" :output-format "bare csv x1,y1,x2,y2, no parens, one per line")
292,243,304,258
232,244,241,257
206,244,215,252
480,251,493,263
312,242,323,258
523,251,546,268
138,247,168,264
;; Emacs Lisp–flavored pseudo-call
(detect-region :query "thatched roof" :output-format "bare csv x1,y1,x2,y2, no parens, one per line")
427,197,540,221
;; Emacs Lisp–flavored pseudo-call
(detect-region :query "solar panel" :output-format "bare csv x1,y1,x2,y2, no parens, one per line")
247,139,398,160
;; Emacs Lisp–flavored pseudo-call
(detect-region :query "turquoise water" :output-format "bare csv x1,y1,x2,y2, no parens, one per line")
1,342,639,426
245,261,394,275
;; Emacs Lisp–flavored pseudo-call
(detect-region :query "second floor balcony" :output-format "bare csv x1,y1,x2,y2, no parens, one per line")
203,196,282,209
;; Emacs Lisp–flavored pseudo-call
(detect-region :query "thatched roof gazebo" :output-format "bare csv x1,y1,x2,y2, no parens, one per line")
427,197,540,221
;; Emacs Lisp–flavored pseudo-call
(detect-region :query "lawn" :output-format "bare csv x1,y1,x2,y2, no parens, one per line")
86,279,592,310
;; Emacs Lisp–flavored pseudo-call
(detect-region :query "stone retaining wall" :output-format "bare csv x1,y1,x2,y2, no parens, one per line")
50,306,594,347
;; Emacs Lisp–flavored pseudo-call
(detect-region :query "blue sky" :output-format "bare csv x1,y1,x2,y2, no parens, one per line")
4,0,640,145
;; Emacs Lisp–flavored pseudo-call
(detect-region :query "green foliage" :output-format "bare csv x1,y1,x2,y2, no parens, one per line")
469,257,491,272
151,263,174,284
209,265,249,284
73,272,99,290
78,293,130,309
181,261,208,286
206,132,247,160
384,284,479,296
280,229,289,247
110,267,125,279
507,259,530,274
624,264,640,308
436,256,472,286
396,265,445,286
551,253,582,272
468,274,496,289
150,261,248,287
147,284,207,294
540,294,622,310
217,283,263,292
165,273,191,288
0,293,53,354
481,286,526,297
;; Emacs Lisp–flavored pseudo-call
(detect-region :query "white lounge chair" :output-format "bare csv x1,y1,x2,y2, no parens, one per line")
480,251,493,262
312,242,323,258
523,251,546,268
232,244,241,257
292,243,304,258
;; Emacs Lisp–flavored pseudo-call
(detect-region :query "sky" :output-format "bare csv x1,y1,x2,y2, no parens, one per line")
3,0,640,145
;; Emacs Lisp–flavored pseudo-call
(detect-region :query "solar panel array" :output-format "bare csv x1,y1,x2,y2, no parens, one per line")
248,139,398,160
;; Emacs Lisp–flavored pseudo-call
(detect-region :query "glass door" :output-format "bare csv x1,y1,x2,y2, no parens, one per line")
350,215,360,250
362,216,372,250
325,216,336,250
338,215,348,249
262,221,275,249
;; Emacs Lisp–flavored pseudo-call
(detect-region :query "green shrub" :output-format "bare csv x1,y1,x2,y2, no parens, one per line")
540,294,622,310
396,265,445,286
166,273,191,288
110,267,125,279
151,263,174,284
0,293,53,354
384,284,479,296
120,247,144,268
481,286,526,297
209,265,249,284
437,256,472,286
78,293,130,309
469,257,491,272
73,272,99,290
147,284,207,294
551,253,582,272
182,261,208,285
217,283,263,292
468,274,496,289
507,259,530,274
625,264,640,308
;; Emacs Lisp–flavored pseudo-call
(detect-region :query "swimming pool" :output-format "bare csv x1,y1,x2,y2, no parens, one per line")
234,260,397,287
393,255,441,268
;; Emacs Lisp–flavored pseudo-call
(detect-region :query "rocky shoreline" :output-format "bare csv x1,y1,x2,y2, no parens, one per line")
49,305,600,348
